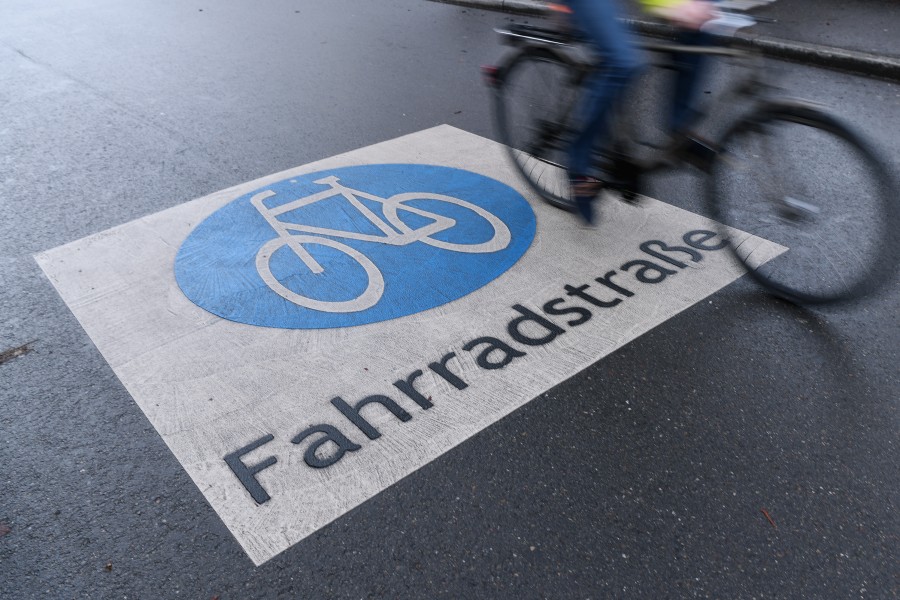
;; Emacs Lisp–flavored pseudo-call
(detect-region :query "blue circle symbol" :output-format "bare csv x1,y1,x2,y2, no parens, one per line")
175,164,536,329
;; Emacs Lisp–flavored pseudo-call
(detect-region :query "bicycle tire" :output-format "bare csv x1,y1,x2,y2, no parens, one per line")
707,102,899,305
493,47,583,210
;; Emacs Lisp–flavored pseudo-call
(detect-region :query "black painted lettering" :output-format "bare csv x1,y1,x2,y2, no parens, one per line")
594,270,634,297
463,336,527,370
331,395,412,441
291,424,362,469
683,229,728,251
542,297,592,327
224,434,278,505
564,283,621,308
507,304,565,346
393,370,433,410
621,259,678,284
428,352,469,390
639,240,702,268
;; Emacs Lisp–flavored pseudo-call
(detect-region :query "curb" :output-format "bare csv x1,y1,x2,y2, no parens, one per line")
430,0,900,82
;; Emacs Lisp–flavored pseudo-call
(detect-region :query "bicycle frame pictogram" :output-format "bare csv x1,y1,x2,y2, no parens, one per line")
251,176,512,313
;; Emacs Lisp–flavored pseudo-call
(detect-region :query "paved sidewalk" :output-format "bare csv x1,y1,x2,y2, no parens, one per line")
749,0,900,60
429,0,900,80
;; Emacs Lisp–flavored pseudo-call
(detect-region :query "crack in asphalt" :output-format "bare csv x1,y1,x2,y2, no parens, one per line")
0,340,36,366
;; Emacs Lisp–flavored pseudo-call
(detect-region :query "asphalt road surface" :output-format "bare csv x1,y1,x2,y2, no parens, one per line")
1,0,898,598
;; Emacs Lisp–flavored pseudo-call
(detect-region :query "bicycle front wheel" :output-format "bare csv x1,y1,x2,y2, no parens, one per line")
707,103,898,305
493,47,583,210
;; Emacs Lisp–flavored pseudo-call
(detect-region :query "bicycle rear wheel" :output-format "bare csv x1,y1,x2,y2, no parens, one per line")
493,47,583,209
707,103,898,304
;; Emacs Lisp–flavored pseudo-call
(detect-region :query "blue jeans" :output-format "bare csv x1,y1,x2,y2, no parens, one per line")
669,29,714,133
566,0,643,177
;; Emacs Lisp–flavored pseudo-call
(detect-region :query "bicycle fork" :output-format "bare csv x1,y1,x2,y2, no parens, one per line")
251,190,326,274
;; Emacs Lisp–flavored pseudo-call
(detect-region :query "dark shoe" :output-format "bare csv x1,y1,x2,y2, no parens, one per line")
569,175,604,225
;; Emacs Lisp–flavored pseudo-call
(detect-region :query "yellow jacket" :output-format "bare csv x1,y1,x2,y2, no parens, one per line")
640,0,688,8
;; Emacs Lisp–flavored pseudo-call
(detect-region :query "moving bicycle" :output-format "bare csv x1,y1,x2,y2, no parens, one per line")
484,2,898,304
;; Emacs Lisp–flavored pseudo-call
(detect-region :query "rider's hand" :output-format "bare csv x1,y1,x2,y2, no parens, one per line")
656,0,716,30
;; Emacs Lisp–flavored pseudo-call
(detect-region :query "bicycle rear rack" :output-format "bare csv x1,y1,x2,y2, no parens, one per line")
495,24,582,47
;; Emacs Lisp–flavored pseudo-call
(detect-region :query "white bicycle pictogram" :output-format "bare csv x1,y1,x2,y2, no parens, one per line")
252,176,512,313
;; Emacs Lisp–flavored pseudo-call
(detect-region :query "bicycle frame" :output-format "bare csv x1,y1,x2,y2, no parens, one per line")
491,22,782,179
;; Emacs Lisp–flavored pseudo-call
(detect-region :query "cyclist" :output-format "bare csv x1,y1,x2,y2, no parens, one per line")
565,0,716,224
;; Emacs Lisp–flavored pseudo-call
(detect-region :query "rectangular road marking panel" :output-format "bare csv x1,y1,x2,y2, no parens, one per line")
36,125,784,565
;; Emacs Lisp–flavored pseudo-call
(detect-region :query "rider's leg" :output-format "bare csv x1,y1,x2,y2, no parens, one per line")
669,30,713,133
566,0,643,223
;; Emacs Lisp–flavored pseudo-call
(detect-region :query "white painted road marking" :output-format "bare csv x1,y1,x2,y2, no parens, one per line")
36,126,785,565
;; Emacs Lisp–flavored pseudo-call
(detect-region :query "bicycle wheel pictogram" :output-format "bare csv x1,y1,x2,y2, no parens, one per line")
382,191,511,253
256,235,385,313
